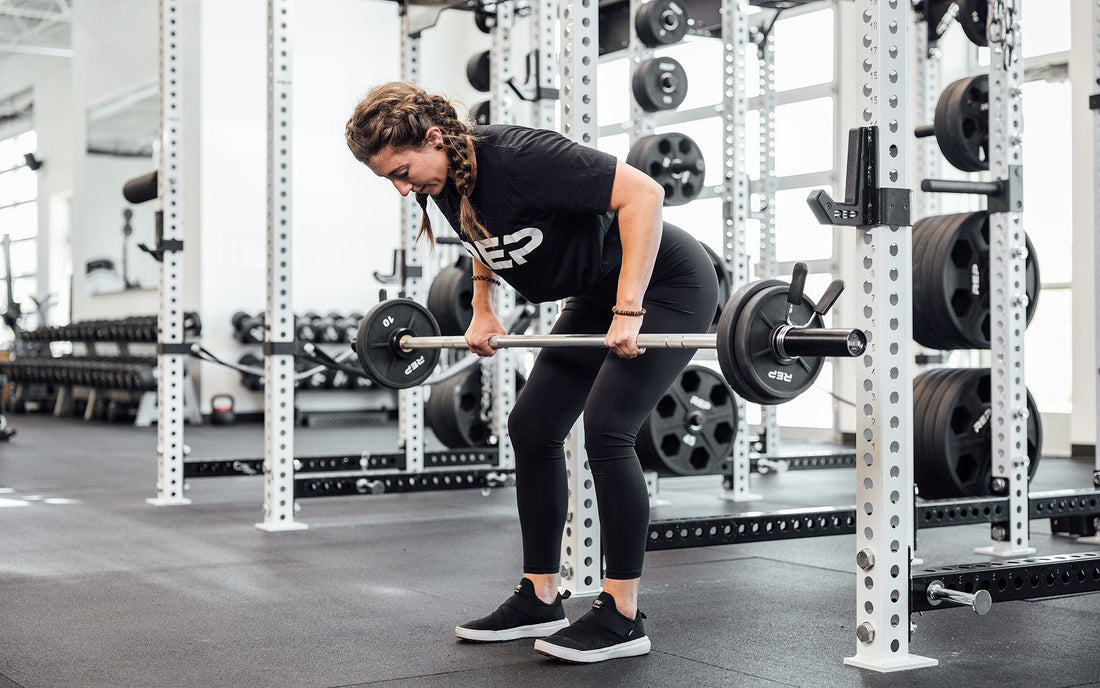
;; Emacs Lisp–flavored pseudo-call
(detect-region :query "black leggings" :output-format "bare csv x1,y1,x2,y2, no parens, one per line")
507,224,719,580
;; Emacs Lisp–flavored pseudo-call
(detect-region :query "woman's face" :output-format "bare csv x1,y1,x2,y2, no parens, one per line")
366,128,450,197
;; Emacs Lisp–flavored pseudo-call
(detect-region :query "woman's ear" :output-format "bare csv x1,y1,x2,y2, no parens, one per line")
425,126,444,149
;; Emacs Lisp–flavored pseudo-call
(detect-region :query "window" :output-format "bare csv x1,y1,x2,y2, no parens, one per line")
596,6,841,433
0,130,39,343
1020,78,1072,413
962,1,1073,414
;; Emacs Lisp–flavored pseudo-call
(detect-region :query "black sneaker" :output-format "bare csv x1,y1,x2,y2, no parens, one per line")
533,591,650,663
455,578,571,642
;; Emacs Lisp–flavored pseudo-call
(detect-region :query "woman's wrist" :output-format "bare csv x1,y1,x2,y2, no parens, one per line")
612,306,646,317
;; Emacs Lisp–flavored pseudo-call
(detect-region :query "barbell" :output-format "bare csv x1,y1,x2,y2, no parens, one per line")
352,265,866,405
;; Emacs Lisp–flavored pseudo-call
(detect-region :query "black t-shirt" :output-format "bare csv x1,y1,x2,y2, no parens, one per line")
431,125,620,303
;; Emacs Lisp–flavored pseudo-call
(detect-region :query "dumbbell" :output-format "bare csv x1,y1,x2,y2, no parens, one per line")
232,311,265,344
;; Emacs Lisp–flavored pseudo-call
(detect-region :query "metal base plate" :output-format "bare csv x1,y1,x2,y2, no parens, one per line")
844,654,939,673
145,496,192,506
255,521,309,533
722,490,762,503
974,544,1037,558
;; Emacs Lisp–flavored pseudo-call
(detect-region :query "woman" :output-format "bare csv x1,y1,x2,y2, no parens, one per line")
346,82,718,664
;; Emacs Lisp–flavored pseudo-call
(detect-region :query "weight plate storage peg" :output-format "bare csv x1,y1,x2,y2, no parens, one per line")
631,58,688,112
625,133,705,206
635,365,737,476
353,299,442,389
634,0,689,47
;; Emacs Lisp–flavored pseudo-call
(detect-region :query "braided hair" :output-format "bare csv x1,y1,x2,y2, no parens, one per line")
345,82,486,245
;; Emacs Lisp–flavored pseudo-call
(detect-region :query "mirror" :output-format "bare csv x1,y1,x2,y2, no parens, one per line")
84,82,160,295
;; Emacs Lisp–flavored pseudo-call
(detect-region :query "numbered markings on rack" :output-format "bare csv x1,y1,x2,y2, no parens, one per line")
631,57,688,112
912,212,1039,350
913,368,1042,500
626,133,705,206
636,365,737,476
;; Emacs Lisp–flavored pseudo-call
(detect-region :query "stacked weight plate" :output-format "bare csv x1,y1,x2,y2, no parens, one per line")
425,366,525,449
912,211,1043,497
426,258,475,336
912,368,1042,499
912,211,1039,350
635,365,737,476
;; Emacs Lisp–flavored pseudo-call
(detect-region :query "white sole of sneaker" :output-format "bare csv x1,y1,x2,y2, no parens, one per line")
455,618,571,643
533,635,651,663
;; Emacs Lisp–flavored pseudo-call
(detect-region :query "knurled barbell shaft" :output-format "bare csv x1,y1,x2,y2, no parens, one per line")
400,327,864,358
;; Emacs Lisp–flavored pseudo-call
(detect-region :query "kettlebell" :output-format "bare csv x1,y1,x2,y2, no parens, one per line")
210,394,236,426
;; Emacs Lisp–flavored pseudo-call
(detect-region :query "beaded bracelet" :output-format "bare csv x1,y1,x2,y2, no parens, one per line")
612,306,646,317
471,275,501,286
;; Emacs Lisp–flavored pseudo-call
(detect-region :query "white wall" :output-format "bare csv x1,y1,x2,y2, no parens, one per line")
196,0,487,412
0,53,73,321
1069,0,1097,453
69,0,166,321
82,154,159,294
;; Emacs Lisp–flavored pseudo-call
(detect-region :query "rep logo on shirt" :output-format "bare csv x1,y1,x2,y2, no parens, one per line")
462,227,543,271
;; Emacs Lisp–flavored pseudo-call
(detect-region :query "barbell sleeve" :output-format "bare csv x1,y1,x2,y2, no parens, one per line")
774,328,867,359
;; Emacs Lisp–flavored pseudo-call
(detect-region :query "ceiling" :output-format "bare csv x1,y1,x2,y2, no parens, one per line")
0,0,72,59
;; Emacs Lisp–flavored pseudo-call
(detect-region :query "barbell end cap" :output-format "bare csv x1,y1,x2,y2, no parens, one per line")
847,330,868,356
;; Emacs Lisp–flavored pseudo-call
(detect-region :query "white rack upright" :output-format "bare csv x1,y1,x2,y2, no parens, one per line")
843,0,935,672
147,0,191,508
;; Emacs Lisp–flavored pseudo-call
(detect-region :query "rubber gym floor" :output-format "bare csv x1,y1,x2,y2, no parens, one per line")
1,413,1099,688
